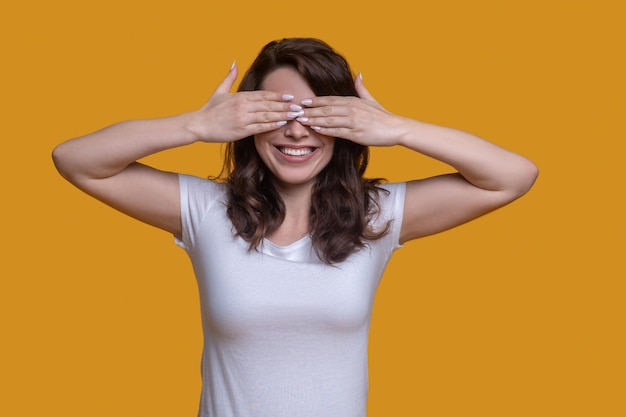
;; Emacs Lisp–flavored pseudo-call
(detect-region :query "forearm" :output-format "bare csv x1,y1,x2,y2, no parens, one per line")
52,112,198,181
396,118,538,195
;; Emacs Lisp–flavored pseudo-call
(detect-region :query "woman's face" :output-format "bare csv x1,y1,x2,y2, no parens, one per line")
254,67,334,191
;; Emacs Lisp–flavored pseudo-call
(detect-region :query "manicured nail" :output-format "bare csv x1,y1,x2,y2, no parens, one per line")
289,104,303,111
277,120,287,126
358,72,363,81
230,60,236,70
282,94,294,101
296,117,309,123
287,111,304,118
301,99,313,106
311,125,321,130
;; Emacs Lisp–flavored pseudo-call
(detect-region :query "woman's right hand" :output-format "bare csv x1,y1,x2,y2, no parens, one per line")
52,63,302,238
185,64,302,143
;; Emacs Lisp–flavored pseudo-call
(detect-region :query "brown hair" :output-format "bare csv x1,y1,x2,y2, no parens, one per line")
222,38,389,264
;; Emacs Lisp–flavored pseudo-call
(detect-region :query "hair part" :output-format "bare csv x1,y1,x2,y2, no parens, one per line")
220,38,390,264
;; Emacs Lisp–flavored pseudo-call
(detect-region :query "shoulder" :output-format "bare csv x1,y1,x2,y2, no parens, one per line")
177,175,229,251
179,173,225,193
378,181,406,196
178,174,227,214
179,174,226,200
376,182,406,219
368,182,406,248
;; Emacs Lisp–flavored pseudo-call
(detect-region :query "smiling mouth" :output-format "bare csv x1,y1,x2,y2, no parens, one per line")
277,147,316,156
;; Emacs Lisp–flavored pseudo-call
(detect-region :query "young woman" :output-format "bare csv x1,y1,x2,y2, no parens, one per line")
52,38,538,417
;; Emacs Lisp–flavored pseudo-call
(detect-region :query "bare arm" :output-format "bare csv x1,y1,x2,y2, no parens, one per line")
52,115,197,237
52,65,300,238
296,75,538,243
392,120,538,243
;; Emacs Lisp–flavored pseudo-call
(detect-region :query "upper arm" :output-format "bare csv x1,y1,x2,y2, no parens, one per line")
64,162,182,238
399,173,524,244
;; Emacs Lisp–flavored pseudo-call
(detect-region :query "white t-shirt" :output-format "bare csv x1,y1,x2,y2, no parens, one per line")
176,174,406,417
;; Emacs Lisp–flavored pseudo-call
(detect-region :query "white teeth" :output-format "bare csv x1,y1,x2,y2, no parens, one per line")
279,147,314,156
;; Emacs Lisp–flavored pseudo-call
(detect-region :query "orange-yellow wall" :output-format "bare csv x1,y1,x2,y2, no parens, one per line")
2,1,624,416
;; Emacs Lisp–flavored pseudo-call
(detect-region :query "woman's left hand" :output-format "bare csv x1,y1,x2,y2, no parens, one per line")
297,75,406,147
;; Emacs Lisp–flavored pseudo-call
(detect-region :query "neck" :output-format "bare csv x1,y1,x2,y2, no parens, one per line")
266,182,314,246
277,182,312,220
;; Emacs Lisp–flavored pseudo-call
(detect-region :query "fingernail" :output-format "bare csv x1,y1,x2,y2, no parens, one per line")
282,94,294,101
287,111,304,118
230,60,236,70
296,117,309,122
311,125,321,130
301,99,313,106
289,104,303,111
358,72,363,81
277,120,287,126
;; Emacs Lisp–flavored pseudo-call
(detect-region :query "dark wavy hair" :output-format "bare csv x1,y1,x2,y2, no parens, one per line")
221,38,390,264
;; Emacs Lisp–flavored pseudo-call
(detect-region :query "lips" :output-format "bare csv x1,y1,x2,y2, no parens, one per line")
277,147,315,157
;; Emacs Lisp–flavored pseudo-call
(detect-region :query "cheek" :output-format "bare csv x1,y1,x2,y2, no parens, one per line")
254,131,274,146
253,134,267,153
324,138,336,157
253,135,273,166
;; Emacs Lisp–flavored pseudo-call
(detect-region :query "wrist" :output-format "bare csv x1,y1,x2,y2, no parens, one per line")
177,111,205,144
394,117,423,148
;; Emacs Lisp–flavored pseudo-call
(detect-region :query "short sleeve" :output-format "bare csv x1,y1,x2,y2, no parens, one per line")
378,182,406,251
175,174,225,251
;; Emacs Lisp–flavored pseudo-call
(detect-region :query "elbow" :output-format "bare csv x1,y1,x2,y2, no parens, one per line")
51,142,79,182
509,158,539,199
520,158,539,194
51,143,69,179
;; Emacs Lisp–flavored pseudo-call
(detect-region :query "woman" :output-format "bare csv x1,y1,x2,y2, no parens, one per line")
52,38,538,417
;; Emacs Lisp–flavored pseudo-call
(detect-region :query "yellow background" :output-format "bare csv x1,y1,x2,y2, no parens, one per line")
1,0,624,416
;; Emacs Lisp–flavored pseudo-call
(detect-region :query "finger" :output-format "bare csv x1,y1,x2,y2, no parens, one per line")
246,100,304,114
300,96,354,107
213,61,239,95
244,120,290,135
243,107,304,125
246,90,296,103
297,115,352,129
307,125,354,140
354,73,377,102
301,105,351,118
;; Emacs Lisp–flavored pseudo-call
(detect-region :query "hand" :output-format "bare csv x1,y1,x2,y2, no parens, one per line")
296,75,406,147
185,64,303,143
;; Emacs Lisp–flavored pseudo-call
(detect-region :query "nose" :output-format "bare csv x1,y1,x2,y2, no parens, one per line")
284,119,309,140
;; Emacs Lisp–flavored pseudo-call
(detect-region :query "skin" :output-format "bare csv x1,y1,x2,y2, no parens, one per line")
254,68,335,192
296,75,539,243
52,63,538,247
252,68,337,244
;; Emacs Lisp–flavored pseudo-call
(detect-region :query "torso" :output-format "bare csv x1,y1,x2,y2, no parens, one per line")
176,175,406,417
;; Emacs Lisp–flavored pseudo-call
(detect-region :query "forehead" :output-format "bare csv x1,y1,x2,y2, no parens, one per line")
260,67,315,99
